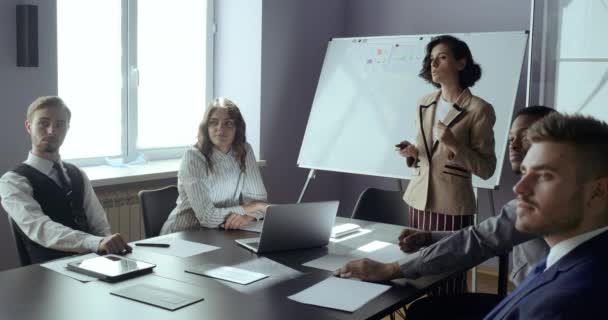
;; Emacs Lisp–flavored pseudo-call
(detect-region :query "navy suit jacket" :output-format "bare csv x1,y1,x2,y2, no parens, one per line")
489,230,608,320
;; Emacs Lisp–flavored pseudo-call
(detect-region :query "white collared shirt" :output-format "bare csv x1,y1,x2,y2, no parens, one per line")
433,97,452,143
0,152,111,254
545,226,608,270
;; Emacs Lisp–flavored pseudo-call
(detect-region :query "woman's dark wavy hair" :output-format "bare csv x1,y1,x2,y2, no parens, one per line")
195,97,247,174
419,35,482,89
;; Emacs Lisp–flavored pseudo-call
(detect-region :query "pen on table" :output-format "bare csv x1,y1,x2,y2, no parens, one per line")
135,243,170,248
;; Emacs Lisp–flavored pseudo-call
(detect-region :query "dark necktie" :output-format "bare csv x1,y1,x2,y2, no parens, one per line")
483,257,548,319
52,161,88,230
53,161,71,194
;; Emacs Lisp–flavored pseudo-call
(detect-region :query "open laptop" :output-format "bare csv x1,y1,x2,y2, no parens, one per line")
235,201,339,253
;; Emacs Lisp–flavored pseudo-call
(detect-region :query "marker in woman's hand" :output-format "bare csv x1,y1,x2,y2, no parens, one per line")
395,142,410,150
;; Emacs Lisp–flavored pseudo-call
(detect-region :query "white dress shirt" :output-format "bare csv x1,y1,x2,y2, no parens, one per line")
432,97,452,142
0,152,111,253
545,225,608,270
160,143,267,234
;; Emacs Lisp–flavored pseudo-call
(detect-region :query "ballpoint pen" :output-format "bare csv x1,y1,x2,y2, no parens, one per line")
135,243,170,248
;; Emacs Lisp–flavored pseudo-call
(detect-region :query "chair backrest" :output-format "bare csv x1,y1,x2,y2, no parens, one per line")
351,187,408,226
138,185,178,238
7,216,32,267
496,253,510,298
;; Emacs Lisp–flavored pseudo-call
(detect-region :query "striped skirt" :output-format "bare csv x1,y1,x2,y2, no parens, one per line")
408,207,474,296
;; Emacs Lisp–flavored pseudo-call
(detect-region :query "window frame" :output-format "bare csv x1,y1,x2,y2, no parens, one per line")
59,0,215,167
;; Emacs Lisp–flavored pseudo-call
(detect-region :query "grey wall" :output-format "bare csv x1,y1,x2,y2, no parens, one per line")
0,0,57,270
345,0,531,36
214,0,262,157
260,0,347,210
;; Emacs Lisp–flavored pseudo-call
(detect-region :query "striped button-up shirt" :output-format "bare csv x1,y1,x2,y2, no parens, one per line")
160,143,267,234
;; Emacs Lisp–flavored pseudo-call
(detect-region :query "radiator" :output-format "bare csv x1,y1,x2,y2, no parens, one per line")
97,189,144,242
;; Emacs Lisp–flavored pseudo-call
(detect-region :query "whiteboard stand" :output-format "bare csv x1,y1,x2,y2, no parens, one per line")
472,188,479,292
297,169,317,203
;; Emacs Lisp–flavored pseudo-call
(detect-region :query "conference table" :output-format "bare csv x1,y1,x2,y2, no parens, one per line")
0,217,453,320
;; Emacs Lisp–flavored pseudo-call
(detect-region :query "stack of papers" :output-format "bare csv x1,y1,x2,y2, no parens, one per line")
331,223,361,238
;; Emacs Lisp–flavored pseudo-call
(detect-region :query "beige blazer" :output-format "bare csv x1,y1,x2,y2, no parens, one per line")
403,89,496,215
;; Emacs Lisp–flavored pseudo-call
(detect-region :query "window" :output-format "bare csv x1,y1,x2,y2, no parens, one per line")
530,0,608,121
57,0,214,165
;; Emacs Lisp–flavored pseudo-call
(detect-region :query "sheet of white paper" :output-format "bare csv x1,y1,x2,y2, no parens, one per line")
132,238,219,258
205,266,267,284
302,254,354,272
187,264,268,285
303,241,407,271
288,277,390,312
216,257,303,293
41,253,100,282
353,241,404,263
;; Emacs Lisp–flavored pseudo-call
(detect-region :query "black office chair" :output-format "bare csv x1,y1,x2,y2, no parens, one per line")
351,187,408,226
406,248,511,320
138,185,178,238
351,188,510,320
496,253,509,298
351,187,408,320
7,216,32,267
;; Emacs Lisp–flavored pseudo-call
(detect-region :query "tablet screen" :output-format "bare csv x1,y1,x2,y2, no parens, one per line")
70,255,155,277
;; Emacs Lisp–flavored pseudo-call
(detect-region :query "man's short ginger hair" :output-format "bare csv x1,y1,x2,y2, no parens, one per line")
26,96,71,123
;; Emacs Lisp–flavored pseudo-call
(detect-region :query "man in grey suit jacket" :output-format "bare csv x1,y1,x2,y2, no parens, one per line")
483,113,608,319
335,106,555,283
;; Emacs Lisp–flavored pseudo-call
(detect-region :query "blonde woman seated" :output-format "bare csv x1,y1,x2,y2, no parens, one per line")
160,98,268,234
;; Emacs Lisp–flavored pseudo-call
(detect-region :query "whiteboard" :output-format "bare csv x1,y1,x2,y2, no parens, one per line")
297,31,528,189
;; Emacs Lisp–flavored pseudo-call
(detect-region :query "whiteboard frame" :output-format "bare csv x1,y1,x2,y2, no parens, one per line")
298,31,529,190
